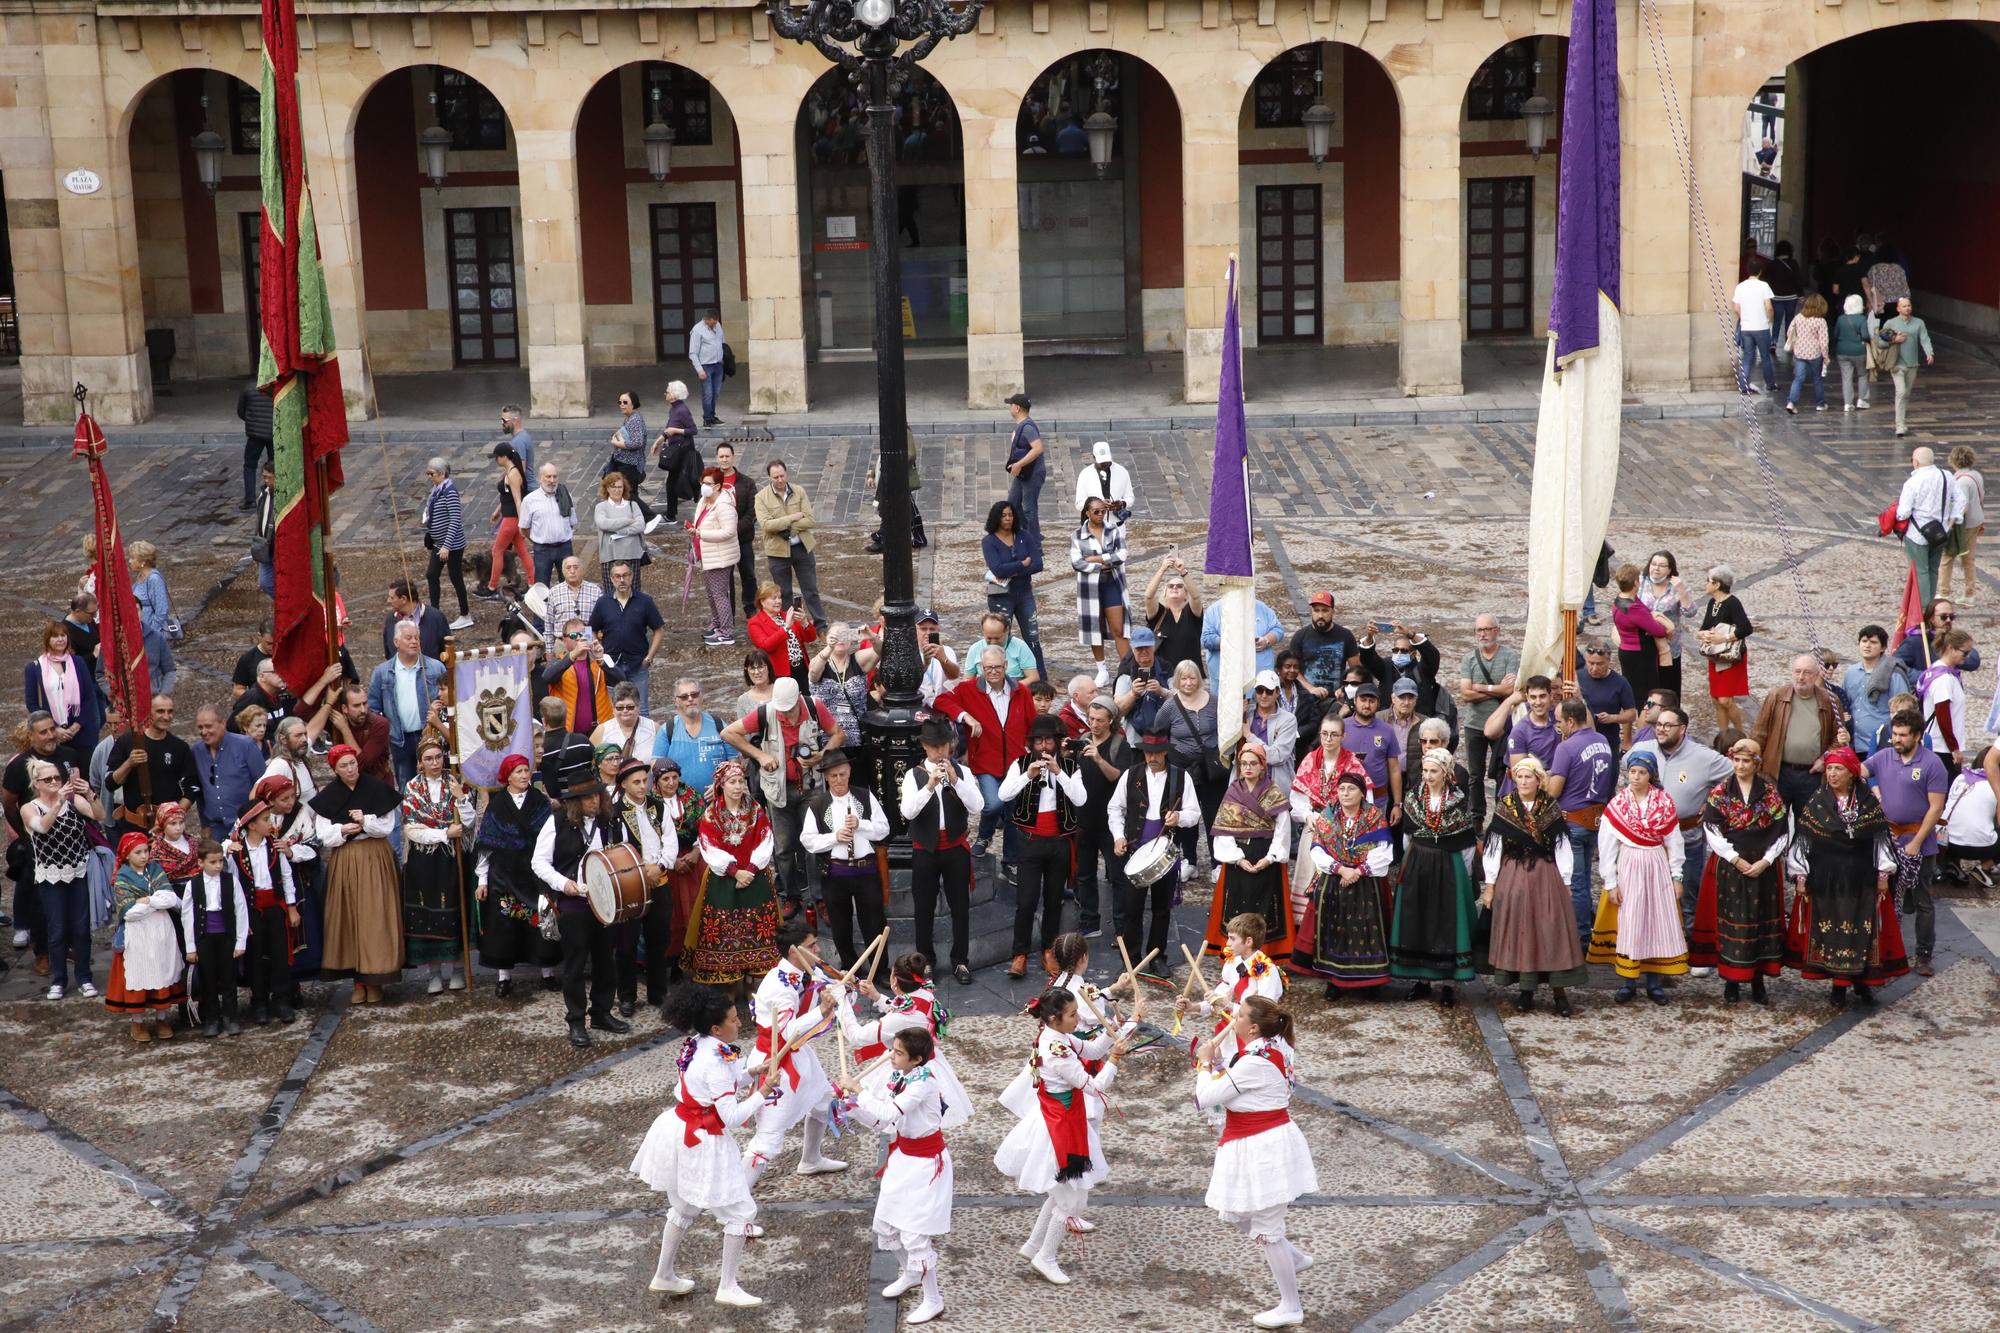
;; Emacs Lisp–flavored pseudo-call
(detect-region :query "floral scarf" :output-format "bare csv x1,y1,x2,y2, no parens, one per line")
1311,800,1389,867
1214,771,1287,838
1294,744,1371,810
1407,776,1476,846
702,762,762,847
400,775,458,831
1603,784,1679,847
1490,791,1562,863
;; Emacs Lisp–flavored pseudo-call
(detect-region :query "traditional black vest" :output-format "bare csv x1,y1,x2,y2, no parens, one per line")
909,764,970,851
1010,756,1081,833
1120,762,1187,846
177,871,241,944
550,815,602,879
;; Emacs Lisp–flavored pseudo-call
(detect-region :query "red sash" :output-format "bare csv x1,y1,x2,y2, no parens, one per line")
754,1022,802,1091
1219,1107,1291,1144
856,1040,886,1063
674,1091,725,1147
1036,1086,1093,1182
879,1128,950,1183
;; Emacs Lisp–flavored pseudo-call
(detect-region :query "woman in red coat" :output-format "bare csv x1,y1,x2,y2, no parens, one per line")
746,582,818,694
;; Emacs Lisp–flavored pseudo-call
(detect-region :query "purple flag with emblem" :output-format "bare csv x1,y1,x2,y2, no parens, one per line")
1207,259,1254,755
1520,0,1622,678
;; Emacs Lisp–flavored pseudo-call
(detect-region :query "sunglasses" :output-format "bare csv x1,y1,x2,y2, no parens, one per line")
1936,613,1956,622
1254,686,1274,694
676,691,702,700
565,632,587,641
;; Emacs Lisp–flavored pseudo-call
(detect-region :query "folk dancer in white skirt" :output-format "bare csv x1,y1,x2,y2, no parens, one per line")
1040,930,1140,1231
834,950,972,1127
837,1025,955,1325
1194,995,1318,1329
743,917,847,1184
1179,911,1287,1069
993,985,1134,1284
630,986,767,1307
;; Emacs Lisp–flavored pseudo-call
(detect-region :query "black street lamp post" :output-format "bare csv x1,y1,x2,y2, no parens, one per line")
768,0,983,837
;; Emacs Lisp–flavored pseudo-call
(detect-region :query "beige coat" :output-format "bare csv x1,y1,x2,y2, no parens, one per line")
753,483,818,558
692,489,739,571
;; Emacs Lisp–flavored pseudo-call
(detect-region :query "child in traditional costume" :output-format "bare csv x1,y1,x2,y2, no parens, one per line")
836,952,972,1125
105,832,184,1042
1181,913,1286,1066
743,919,846,1185
838,1026,955,1325
630,985,767,1307
228,800,300,1025
1194,995,1318,1329
993,986,1131,1285
1588,750,1688,1003
176,840,247,1037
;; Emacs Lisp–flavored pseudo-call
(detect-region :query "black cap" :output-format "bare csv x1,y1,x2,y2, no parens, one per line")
818,747,852,772
1004,392,1031,409
1354,682,1380,699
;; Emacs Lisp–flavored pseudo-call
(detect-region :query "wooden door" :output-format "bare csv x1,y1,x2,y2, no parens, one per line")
1255,184,1321,344
651,202,720,362
1466,177,1532,338
446,207,519,367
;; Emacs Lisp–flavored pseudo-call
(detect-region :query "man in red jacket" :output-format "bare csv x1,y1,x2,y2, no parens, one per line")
932,644,1031,883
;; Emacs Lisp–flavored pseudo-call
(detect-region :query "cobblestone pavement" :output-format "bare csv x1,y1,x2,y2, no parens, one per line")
5,363,2000,1330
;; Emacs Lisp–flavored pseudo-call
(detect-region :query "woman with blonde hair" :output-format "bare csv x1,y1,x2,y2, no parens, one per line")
1782,291,1832,414
1479,755,1586,1015
1944,445,1984,602
594,469,649,589
128,540,176,695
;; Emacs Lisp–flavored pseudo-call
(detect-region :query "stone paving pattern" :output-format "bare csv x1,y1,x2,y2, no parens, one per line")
5,365,2000,1330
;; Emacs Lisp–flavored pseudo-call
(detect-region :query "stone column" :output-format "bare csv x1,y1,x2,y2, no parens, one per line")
300,88,379,420
515,126,590,418
42,20,151,424
728,105,808,416
1620,0,1695,392
1179,95,1239,406
1395,70,1462,397
956,90,1023,408
0,25,74,426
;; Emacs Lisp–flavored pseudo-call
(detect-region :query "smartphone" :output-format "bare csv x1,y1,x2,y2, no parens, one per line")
1374,620,1395,634
793,595,806,611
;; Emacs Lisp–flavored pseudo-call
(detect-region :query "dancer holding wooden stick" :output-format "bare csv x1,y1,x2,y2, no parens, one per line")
1178,912,1286,1066
743,918,846,1184
837,1024,956,1325
835,951,971,1126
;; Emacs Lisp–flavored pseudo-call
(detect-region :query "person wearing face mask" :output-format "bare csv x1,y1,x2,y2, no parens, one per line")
1358,621,1440,716
689,467,741,647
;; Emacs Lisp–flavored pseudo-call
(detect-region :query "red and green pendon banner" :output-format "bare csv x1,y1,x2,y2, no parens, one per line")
259,0,349,696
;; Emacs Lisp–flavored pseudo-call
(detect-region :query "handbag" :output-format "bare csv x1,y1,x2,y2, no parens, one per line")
1916,466,1952,546
1699,621,1744,665
1172,697,1230,785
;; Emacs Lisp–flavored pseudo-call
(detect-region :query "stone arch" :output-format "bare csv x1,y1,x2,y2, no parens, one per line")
1455,34,1568,343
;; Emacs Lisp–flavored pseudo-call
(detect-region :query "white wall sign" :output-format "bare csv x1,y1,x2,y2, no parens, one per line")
826,215,856,240
62,168,102,196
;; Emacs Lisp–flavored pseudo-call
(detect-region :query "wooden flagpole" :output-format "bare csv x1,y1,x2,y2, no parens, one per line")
440,637,475,992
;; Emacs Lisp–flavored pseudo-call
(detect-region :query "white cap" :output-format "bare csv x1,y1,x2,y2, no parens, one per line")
771,676,801,709
1092,440,1113,463
1254,669,1281,692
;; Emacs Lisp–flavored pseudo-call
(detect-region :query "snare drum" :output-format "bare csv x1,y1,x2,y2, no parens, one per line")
583,844,652,925
1124,835,1180,888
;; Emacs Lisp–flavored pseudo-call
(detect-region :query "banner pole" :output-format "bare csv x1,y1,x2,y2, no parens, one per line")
440,637,475,992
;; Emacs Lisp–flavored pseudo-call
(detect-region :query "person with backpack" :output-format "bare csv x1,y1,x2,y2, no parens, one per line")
720,677,846,917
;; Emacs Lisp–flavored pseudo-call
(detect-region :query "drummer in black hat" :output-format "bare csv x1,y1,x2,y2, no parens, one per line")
997,715,1089,978
799,748,890,970
531,751,629,1048
899,716,986,985
609,756,675,1017
1105,733,1201,981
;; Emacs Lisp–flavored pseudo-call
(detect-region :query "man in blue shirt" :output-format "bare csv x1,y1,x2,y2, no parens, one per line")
1573,644,1637,755
366,621,445,786
1002,393,1045,541
499,403,534,475
1343,683,1403,823
1493,676,1561,798
1546,698,1616,947
688,311,726,426
653,677,733,793
587,560,666,714
192,705,266,841
1201,598,1285,686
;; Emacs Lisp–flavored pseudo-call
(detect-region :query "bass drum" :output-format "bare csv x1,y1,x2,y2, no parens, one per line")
1124,835,1180,888
583,843,652,925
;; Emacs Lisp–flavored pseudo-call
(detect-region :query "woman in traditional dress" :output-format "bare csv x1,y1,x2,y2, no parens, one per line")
400,738,474,995
1194,996,1317,1331
630,985,766,1308
1480,757,1587,1016
652,759,706,988
311,744,404,1004
1204,741,1294,959
993,986,1131,1287
838,951,972,1123
473,753,556,998
688,760,779,990
1389,749,1479,1006
1692,736,1791,1004
149,802,201,884
1286,714,1373,943
1785,747,1906,1007
1294,770,1392,999
105,832,184,1042
1587,750,1688,1004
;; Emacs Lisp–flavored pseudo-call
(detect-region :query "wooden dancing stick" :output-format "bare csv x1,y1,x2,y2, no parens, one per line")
840,928,891,986
757,1016,829,1095
836,1018,852,1080
1104,947,1161,996
1179,944,1210,1001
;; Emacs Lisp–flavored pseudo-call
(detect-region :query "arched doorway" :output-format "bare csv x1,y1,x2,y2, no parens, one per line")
1235,42,1399,385
1014,50,1180,355
796,65,965,365
351,66,521,375
1458,36,1565,344
573,62,743,381
127,70,264,386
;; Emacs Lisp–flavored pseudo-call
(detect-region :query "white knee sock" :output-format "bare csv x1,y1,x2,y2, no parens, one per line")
654,1216,690,1282
742,1148,771,1189
719,1232,751,1295
1021,1198,1056,1257
496,968,510,982
1260,1237,1302,1314
801,1116,826,1162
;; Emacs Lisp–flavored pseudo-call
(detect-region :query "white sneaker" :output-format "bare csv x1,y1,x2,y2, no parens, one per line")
1093,662,1110,688
448,615,474,631
796,1155,848,1176
1687,966,1715,978
46,985,64,1001
1253,1307,1305,1329
715,1287,763,1308
1844,404,1853,412
11,929,27,948
881,1272,920,1299
1031,1256,1071,1285
426,975,444,995
909,1296,946,1324
1857,399,1870,408
649,1275,695,1295
78,982,98,998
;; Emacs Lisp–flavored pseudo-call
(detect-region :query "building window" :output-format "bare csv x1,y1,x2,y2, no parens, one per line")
436,70,507,152
228,80,260,155
1467,42,1540,121
1253,46,1324,129
641,64,714,147
806,68,958,166
1018,52,1122,159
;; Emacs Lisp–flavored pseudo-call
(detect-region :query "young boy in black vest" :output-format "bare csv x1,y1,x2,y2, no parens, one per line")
898,717,985,985
177,839,248,1036
997,715,1088,977
230,800,299,1026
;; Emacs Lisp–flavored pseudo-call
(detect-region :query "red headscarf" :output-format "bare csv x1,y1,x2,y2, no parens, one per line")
1822,746,1863,780
117,832,150,864
498,753,531,785
327,744,358,770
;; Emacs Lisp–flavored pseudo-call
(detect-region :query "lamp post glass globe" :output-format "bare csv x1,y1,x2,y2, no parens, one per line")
1521,94,1554,161
418,123,453,189
643,116,676,181
1085,110,1117,177
190,127,226,195
1301,100,1335,168
855,0,895,28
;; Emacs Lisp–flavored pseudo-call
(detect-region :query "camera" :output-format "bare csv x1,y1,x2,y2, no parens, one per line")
1067,737,1088,757
791,741,820,761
